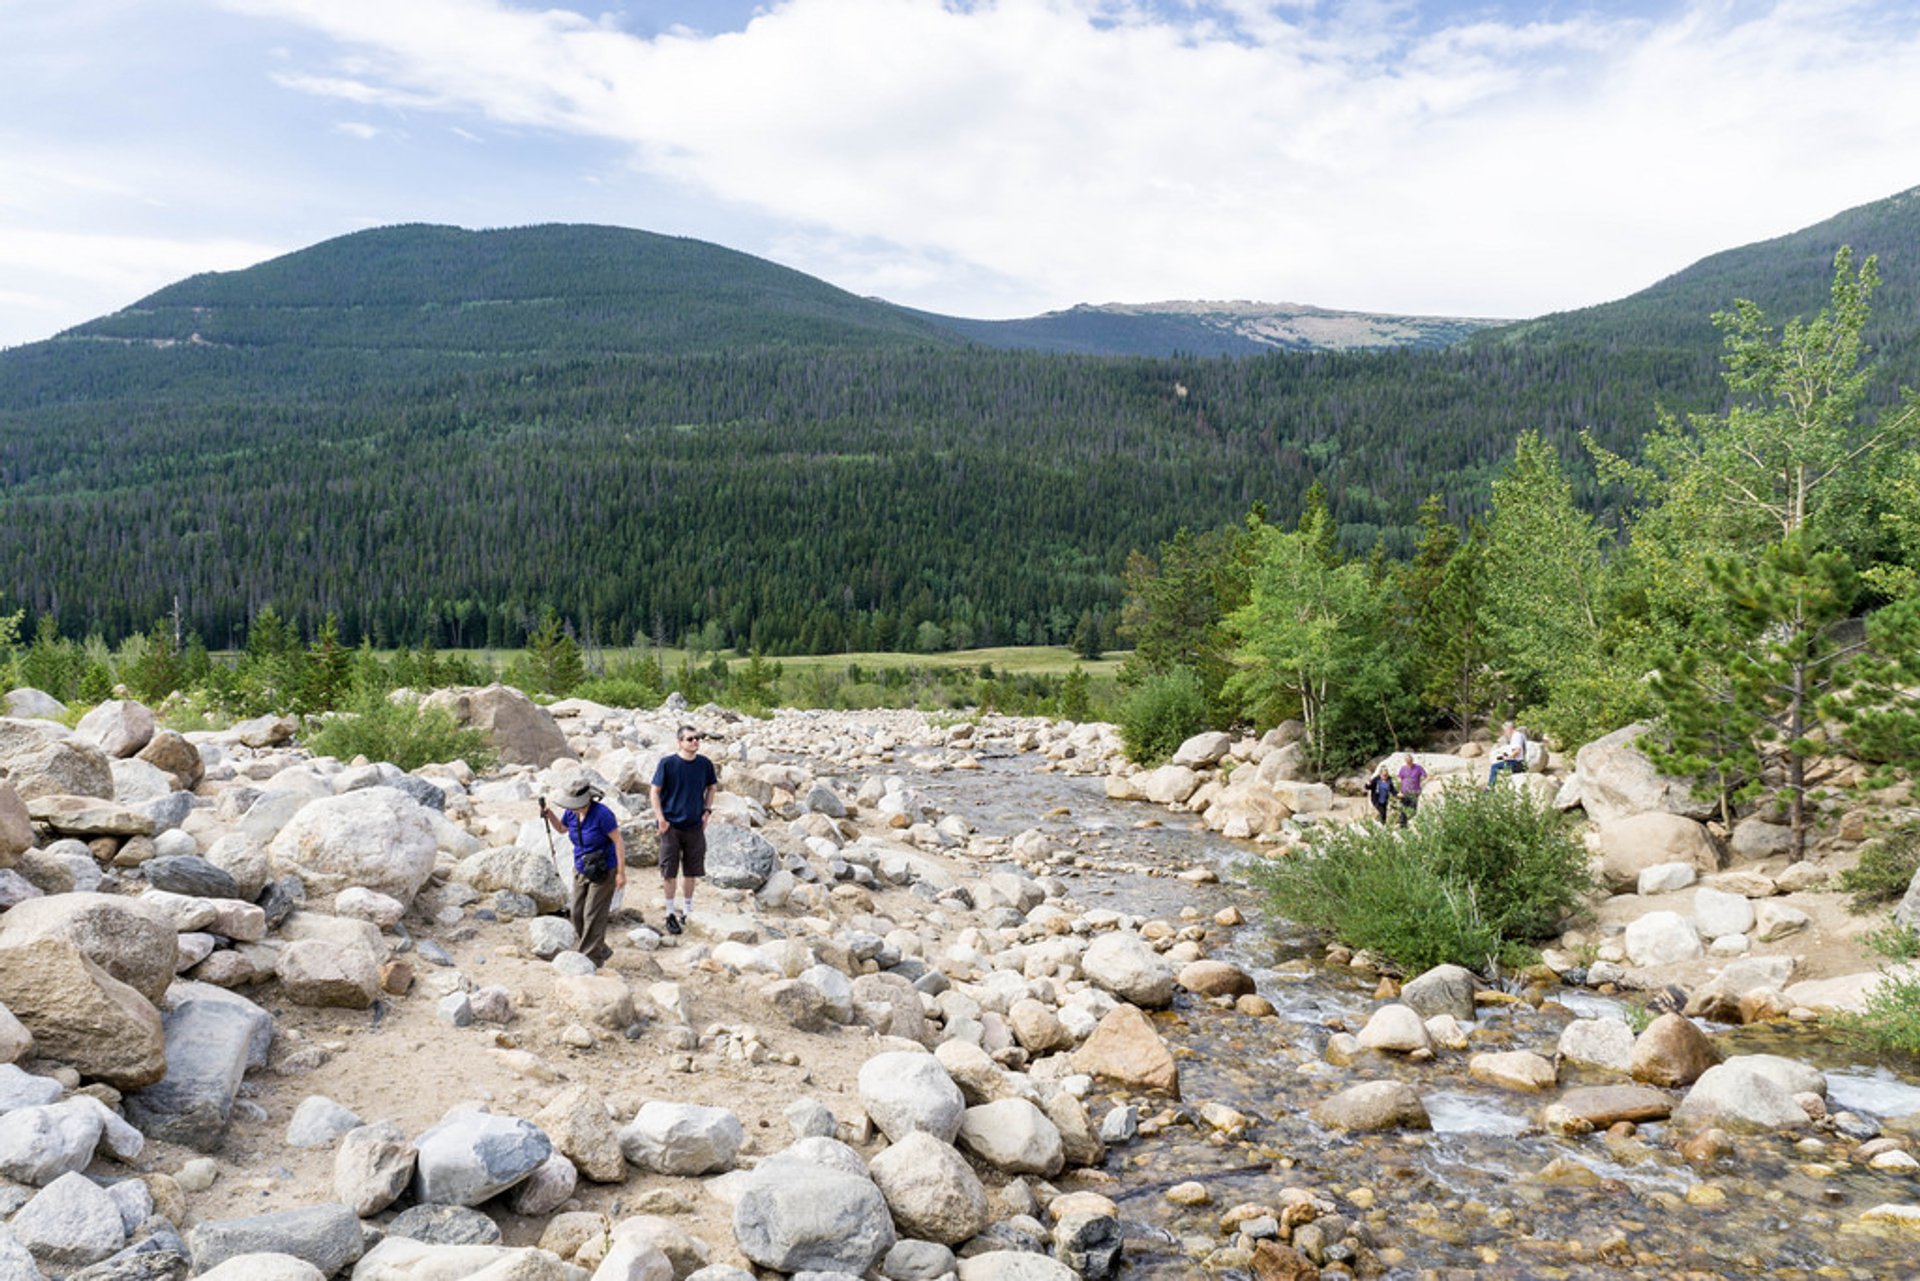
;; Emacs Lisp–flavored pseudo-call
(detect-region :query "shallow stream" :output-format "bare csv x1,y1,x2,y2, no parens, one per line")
911,753,1920,1280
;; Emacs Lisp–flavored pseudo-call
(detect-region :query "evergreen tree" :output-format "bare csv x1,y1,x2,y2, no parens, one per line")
1070,609,1103,661
524,610,585,697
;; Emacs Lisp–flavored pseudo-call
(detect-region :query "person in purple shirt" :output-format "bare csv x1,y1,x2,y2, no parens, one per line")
651,724,718,935
1395,755,1427,827
539,777,625,967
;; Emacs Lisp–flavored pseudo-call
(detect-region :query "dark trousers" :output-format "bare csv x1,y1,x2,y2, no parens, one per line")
570,873,617,964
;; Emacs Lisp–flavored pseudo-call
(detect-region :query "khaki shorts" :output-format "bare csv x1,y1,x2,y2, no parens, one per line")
659,825,707,880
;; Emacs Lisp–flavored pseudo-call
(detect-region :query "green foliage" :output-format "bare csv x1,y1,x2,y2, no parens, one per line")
1119,523,1251,720
1838,819,1920,913
1250,784,1591,973
518,611,585,699
1836,967,1920,1059
1057,665,1092,721
1118,667,1210,764
306,688,498,773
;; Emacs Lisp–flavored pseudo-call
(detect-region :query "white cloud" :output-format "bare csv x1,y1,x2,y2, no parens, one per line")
105,1,1920,317
334,120,382,139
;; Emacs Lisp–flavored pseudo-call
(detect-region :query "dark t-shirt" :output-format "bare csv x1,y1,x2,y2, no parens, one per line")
652,752,718,827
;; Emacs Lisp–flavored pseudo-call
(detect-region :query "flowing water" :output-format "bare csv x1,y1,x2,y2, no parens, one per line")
910,753,1920,1279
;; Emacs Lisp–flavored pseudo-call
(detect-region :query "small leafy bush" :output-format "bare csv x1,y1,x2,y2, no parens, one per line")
1838,820,1920,914
1119,666,1210,764
1249,834,1501,973
572,677,664,711
1837,929,1920,1058
1250,784,1593,974
307,689,497,773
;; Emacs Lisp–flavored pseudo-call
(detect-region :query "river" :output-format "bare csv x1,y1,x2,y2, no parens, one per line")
910,751,1920,1280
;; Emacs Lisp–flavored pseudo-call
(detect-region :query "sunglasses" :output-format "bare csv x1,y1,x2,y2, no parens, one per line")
681,735,700,743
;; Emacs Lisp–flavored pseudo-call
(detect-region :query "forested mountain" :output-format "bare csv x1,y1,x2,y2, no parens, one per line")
1,187,1917,655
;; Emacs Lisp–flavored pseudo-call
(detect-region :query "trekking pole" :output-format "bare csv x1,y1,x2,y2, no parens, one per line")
539,797,558,870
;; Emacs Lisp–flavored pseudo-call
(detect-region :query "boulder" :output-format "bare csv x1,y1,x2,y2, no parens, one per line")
197,1254,327,1281
452,845,567,914
1539,1084,1674,1133
187,1203,363,1277
422,684,575,767
1399,964,1477,1022
1271,780,1334,814
1671,1059,1814,1131
1693,887,1755,939
269,788,439,905
1137,766,1199,806
867,1130,990,1245
1355,1004,1432,1054
143,855,239,900
334,1121,417,1217
0,782,35,866
123,996,268,1149
3,690,66,720
1623,911,1703,967
412,1112,553,1205
1170,732,1232,767
1755,902,1812,942
0,1094,143,1186
704,825,777,891
1628,1013,1721,1088
277,940,381,1009
1637,861,1699,895
732,1159,896,1275
25,792,153,837
1199,781,1290,838
1468,1050,1557,1091
0,891,177,1004
535,1085,626,1183
1176,959,1256,999
10,1170,127,1269
1310,1081,1430,1132
1081,932,1175,1008
618,1100,743,1176
350,1239,573,1279
553,974,637,1029
74,700,155,759
136,730,205,791
1072,1005,1179,1096
1595,813,1719,892
1685,956,1797,1021
286,1095,365,1148
1730,817,1795,860
956,1098,1064,1176
1571,723,1716,825
0,935,165,1087
1557,1018,1635,1071
857,1051,966,1143
5,740,114,802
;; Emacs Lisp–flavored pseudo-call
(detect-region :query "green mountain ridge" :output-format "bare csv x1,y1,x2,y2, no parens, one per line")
2,184,1917,654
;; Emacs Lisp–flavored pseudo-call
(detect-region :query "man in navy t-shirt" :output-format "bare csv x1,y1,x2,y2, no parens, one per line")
651,724,718,935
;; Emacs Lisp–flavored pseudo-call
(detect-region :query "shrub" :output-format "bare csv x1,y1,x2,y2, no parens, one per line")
1249,835,1501,973
1838,820,1920,914
1836,929,1920,1057
1250,784,1592,973
573,677,663,711
307,689,497,773
1119,666,1210,764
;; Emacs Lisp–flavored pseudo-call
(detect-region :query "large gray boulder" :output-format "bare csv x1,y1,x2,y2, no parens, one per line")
866,1130,989,1246
857,1051,965,1143
3,739,114,802
4,690,66,721
10,1170,127,1269
1309,1081,1430,1132
1595,813,1720,892
1569,723,1715,825
74,700,155,759
334,1121,416,1217
0,1094,143,1186
452,845,567,913
704,825,776,891
1400,964,1477,1022
1080,932,1175,1009
188,1203,364,1277
618,1101,743,1176
124,996,270,1150
411,1112,552,1205
1671,1058,1814,1131
422,684,575,767
955,1098,1064,1176
732,1158,896,1275
268,787,439,905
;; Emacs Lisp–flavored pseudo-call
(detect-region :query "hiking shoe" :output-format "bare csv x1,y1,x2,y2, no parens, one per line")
665,913,682,935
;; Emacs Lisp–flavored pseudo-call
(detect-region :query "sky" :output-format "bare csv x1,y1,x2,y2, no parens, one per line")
3,0,1919,350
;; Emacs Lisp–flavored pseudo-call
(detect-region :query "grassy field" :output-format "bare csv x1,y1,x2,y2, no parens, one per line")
429,644,1127,680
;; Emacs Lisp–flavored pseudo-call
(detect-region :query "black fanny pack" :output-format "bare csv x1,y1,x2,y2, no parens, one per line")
576,848,613,882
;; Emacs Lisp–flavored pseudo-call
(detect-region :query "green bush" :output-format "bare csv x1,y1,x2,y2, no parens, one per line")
573,677,663,710
1119,666,1210,764
1839,820,1920,913
1837,929,1920,1057
1250,784,1593,973
307,690,498,772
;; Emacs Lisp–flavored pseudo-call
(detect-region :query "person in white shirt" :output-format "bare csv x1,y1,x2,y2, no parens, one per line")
1488,721,1529,786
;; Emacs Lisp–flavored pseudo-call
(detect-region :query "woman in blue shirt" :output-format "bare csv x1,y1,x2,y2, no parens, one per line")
540,778,625,966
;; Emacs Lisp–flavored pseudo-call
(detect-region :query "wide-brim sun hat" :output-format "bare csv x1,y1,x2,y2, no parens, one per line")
553,778,595,809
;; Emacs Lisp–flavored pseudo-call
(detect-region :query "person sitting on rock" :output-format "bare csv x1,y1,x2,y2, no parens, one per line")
1487,721,1529,787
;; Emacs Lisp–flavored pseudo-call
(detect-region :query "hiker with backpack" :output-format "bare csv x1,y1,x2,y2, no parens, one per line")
540,778,626,967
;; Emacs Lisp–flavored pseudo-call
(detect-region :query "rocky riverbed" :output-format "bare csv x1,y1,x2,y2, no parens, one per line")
0,687,1916,1279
